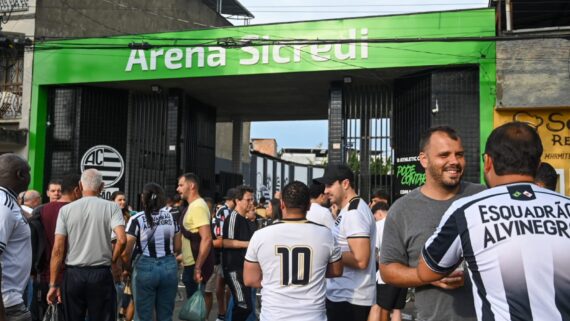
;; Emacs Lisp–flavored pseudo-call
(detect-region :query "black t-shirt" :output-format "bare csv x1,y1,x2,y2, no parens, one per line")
222,210,254,272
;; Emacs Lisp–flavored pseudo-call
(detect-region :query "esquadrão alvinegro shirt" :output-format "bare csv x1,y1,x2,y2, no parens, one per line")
422,183,570,321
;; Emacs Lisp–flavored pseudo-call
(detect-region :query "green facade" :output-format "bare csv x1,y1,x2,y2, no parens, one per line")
30,8,496,189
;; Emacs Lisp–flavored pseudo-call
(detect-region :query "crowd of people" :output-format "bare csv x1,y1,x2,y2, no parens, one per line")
1,120,568,321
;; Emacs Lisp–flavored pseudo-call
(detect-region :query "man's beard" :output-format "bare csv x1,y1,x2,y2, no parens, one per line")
427,164,463,189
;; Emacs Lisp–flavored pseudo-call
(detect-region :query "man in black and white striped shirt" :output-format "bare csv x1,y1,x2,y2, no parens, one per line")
407,122,570,321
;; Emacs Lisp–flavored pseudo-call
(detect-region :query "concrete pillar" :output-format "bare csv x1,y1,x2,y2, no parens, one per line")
328,82,344,165
232,118,243,173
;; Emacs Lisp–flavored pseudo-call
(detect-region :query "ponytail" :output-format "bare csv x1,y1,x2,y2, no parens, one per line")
140,183,166,228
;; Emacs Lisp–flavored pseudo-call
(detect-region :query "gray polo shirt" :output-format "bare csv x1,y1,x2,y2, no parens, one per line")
55,196,124,266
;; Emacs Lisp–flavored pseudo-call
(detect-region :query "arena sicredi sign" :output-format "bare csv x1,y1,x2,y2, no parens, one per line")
126,29,370,71
32,9,496,85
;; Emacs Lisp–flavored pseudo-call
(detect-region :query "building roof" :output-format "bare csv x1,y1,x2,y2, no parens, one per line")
202,0,254,19
281,148,328,157
491,0,570,31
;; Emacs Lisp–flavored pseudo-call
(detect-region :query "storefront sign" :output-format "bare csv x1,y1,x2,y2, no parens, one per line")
494,110,570,196
125,29,369,72
33,9,495,86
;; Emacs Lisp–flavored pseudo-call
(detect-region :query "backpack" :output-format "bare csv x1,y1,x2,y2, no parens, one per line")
28,205,47,276
178,205,215,283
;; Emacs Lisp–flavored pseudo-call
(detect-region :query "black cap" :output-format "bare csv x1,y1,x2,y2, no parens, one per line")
313,164,354,185
224,188,238,200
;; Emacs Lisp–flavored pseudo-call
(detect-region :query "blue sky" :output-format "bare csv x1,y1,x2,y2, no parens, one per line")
251,120,328,150
244,0,488,149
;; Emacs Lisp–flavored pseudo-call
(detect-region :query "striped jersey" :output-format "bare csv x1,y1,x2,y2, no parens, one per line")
126,208,179,258
245,218,341,321
214,204,232,238
326,197,377,306
422,183,570,321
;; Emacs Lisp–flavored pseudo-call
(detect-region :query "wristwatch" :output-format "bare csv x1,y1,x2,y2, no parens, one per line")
49,284,59,288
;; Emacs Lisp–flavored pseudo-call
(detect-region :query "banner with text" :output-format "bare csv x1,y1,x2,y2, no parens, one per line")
494,109,570,196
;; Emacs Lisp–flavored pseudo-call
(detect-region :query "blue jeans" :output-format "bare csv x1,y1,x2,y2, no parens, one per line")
133,255,178,321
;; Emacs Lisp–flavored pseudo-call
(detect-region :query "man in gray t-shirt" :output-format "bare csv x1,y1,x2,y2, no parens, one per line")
380,126,485,321
46,169,126,321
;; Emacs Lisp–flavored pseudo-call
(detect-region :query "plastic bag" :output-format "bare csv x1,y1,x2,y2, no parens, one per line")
178,284,206,321
42,304,63,321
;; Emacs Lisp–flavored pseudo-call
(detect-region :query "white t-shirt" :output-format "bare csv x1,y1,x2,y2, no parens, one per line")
0,187,32,308
245,219,341,321
306,202,335,230
422,183,570,321
375,219,385,284
326,197,377,306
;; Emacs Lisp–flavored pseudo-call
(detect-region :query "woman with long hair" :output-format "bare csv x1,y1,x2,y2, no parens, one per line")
111,190,132,223
122,183,181,321
267,198,282,221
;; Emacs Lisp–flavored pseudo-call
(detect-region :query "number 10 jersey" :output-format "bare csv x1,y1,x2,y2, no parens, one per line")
245,218,342,321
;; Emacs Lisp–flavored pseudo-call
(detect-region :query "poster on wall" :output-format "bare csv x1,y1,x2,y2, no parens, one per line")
275,162,282,193
283,165,290,187
266,160,274,200
295,166,308,184
394,155,425,197
495,109,570,196
256,157,264,200
313,167,325,181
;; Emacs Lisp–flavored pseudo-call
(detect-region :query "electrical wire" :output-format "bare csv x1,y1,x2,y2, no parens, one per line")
19,1,570,9
29,32,570,51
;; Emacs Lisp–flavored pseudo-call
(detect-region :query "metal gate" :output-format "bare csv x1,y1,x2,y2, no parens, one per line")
341,84,394,201
329,67,480,202
179,97,217,199
125,92,179,208
45,87,129,201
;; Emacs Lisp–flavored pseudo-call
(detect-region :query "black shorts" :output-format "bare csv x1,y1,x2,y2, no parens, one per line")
326,299,371,321
376,284,407,310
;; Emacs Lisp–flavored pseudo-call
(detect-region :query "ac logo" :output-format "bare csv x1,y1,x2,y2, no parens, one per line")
80,145,125,188
83,148,105,166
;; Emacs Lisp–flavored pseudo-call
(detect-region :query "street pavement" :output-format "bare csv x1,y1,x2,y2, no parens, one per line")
172,282,417,321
